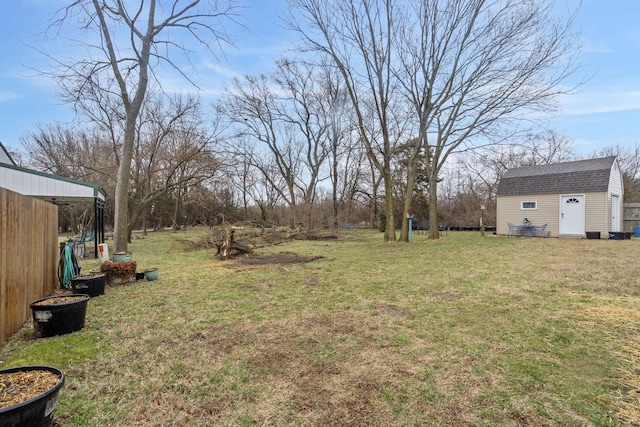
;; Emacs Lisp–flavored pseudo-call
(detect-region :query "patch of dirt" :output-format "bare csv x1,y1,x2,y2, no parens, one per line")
0,370,61,409
235,313,392,426
230,252,326,267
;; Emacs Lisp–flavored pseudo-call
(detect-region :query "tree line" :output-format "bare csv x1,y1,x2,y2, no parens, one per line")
9,0,640,243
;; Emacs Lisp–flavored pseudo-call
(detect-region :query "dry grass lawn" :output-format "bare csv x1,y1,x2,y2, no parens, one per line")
1,229,640,426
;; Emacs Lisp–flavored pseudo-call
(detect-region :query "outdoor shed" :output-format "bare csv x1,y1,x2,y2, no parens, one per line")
495,156,623,238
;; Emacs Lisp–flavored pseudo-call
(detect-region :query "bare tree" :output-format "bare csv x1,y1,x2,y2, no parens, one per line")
395,0,580,239
461,130,576,202
273,59,333,228
315,63,368,229
288,0,579,241
225,73,301,226
22,94,223,239
224,59,339,229
286,0,408,242
128,95,222,236
22,123,110,181
52,0,237,251
594,144,640,202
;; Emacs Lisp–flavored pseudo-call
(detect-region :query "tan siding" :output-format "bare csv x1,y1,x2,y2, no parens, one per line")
585,192,607,233
496,194,559,236
498,192,610,237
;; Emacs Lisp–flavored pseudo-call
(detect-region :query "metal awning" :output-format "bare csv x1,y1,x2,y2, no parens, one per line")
0,162,106,203
0,162,107,257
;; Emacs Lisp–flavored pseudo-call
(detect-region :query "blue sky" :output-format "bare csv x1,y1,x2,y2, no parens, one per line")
1,0,639,156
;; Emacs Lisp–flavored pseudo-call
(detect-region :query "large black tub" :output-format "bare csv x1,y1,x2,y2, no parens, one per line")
70,274,106,297
30,294,89,338
0,365,64,427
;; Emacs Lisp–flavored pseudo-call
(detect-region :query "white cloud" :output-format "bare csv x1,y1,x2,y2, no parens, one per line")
0,91,20,102
202,62,245,81
559,87,640,116
583,41,612,54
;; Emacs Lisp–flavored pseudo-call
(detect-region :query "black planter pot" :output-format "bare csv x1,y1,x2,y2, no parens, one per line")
609,231,625,240
70,274,106,298
585,231,600,239
30,295,90,338
0,366,64,427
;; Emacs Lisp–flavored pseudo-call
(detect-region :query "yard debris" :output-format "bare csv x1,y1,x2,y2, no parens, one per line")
215,226,252,259
176,224,338,259
100,260,137,285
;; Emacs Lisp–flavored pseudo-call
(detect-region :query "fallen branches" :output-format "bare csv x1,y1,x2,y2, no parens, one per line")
175,225,339,258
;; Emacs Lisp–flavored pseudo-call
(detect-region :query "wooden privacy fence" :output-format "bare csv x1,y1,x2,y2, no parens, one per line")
623,203,640,232
0,187,58,347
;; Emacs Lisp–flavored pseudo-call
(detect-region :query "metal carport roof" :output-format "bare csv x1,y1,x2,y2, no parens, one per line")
0,145,107,257
0,162,107,203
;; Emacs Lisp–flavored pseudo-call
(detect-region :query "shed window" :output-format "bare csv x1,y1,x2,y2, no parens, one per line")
521,201,537,210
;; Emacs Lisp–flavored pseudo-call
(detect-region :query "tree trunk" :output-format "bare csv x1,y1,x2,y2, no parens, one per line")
332,151,339,229
399,169,417,242
382,168,396,242
428,173,440,240
399,142,421,242
172,187,181,231
113,119,136,252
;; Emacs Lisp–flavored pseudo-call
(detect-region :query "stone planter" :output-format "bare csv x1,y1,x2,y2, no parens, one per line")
0,366,65,427
30,295,90,338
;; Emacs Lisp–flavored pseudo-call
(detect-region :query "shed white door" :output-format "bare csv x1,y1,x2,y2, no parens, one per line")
611,195,621,232
560,195,584,235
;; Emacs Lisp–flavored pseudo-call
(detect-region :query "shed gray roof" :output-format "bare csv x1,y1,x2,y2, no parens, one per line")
496,156,616,196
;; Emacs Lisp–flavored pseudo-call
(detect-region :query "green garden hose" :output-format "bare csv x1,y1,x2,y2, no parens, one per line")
60,244,78,289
